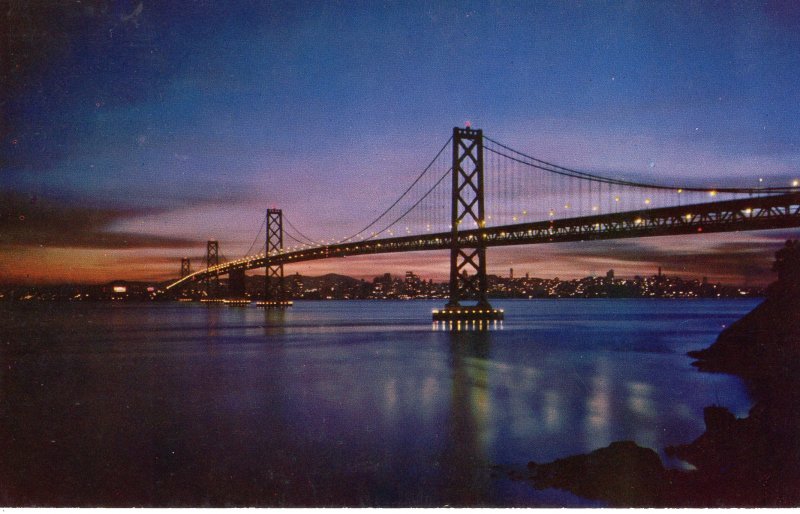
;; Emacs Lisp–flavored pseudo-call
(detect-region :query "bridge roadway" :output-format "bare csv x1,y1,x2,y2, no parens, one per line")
167,192,800,290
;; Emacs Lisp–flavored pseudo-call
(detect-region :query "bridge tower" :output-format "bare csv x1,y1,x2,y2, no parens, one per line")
180,258,191,278
261,208,291,308
205,240,220,299
433,127,503,323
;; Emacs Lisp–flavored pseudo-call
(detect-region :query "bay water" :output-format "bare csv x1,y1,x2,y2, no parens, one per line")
0,299,757,506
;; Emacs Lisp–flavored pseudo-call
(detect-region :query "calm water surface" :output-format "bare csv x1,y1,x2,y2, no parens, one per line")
0,299,757,506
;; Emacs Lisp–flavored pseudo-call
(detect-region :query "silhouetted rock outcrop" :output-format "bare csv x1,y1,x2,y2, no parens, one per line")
689,239,800,383
675,242,800,505
664,403,800,506
526,441,670,506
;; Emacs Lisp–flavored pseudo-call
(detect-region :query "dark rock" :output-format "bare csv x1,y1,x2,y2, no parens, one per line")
689,296,800,383
690,240,800,383
703,405,736,433
526,441,668,506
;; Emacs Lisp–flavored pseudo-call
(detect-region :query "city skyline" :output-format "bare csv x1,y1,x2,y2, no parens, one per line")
1,265,765,302
3,2,799,285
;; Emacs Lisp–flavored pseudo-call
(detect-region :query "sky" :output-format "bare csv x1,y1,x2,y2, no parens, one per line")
2,0,800,285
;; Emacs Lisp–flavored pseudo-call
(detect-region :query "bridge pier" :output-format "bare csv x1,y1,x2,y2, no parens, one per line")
228,268,246,298
434,127,503,324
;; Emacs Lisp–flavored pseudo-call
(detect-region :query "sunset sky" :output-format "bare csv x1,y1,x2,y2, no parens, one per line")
2,1,799,285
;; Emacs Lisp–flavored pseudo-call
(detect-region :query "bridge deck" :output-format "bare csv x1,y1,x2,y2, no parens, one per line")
167,192,800,289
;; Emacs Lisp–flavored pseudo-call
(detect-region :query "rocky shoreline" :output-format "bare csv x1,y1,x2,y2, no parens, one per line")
513,241,800,507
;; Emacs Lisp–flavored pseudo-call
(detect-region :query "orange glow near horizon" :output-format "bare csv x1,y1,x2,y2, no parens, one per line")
0,231,784,287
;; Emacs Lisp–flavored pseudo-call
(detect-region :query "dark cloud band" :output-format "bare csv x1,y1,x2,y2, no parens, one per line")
1,192,195,249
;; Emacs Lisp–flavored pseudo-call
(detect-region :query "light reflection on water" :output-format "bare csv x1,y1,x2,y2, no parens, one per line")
0,299,758,506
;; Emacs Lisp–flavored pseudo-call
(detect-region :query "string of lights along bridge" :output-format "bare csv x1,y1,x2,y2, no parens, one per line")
167,126,800,327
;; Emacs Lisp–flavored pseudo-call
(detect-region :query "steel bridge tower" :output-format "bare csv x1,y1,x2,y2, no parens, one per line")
433,127,503,323
206,240,219,299
262,208,290,307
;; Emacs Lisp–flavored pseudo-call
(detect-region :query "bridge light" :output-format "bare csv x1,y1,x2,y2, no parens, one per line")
512,216,518,222
685,213,692,220
743,208,752,214
548,209,555,217
709,190,717,197
677,188,683,193
614,196,620,202
759,178,764,183
634,218,643,225
644,198,651,204
793,180,799,187
522,210,528,215
592,205,598,211
564,203,570,209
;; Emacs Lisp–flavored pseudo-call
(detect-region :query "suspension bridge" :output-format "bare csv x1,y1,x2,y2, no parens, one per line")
166,126,800,322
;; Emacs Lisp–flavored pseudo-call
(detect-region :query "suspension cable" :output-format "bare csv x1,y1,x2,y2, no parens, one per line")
366,167,452,240
484,135,795,194
243,216,266,256
284,230,310,247
337,136,453,243
283,214,319,245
